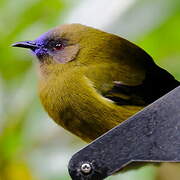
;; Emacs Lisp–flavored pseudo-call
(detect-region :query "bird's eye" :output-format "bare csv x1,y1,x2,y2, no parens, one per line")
53,43,64,51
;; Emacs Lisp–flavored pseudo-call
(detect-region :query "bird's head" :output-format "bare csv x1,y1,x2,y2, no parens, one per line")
12,24,123,67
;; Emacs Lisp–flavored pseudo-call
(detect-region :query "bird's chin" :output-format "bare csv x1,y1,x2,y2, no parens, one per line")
33,49,50,62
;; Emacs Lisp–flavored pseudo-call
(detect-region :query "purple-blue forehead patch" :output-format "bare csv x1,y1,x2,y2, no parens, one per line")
35,31,51,46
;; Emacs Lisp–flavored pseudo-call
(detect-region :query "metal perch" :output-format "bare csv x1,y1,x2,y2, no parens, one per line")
68,86,180,180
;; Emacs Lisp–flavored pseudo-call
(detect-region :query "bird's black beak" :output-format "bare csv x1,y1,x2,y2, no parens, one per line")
12,41,39,51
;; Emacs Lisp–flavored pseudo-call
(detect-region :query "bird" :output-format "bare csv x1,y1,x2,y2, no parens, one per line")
12,24,179,142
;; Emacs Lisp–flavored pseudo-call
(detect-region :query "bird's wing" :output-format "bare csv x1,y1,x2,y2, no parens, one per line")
103,81,147,106
102,65,179,106
85,38,179,106
103,39,180,106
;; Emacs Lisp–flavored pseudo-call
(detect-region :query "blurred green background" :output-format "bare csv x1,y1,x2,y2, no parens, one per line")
0,0,180,179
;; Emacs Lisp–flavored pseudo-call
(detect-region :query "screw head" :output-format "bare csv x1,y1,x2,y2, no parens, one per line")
81,163,92,174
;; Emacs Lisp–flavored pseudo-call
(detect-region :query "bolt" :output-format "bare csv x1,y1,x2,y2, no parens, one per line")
81,163,92,174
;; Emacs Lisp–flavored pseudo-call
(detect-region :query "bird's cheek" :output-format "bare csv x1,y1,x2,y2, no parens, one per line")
52,44,80,64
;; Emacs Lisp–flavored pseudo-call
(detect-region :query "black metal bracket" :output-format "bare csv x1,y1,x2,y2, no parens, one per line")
68,86,180,180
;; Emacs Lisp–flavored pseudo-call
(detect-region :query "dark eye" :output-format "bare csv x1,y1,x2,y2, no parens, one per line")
53,43,64,51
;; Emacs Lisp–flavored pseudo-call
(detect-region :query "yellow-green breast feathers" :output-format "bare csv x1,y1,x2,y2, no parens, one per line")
39,63,143,142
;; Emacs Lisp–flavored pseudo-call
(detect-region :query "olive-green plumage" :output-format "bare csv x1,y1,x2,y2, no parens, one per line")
13,24,179,142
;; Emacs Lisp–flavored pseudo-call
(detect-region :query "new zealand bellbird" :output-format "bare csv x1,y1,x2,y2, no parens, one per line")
12,24,179,142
